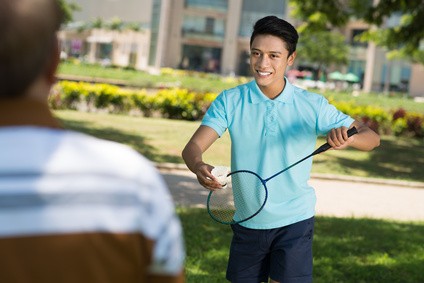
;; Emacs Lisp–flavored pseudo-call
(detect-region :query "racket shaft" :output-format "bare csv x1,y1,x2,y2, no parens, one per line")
266,127,358,181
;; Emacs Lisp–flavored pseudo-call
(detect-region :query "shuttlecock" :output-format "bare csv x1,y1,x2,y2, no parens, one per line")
211,166,229,188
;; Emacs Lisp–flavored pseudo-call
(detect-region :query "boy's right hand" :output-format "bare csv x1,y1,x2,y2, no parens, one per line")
194,162,223,191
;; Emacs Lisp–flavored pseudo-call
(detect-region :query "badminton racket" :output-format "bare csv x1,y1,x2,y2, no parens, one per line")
207,127,358,225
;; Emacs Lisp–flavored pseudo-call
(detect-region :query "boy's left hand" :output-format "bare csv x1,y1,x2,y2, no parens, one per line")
326,126,355,150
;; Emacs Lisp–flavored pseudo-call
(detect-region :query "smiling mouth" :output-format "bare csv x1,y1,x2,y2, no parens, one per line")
256,70,272,77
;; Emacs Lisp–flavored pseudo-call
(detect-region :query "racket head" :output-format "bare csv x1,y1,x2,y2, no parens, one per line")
207,170,268,225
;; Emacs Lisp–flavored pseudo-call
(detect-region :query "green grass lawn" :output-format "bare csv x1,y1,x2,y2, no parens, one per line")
55,110,424,183
58,62,241,93
179,208,424,283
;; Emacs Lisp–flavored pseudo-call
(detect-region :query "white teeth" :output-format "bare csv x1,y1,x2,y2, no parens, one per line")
258,71,271,76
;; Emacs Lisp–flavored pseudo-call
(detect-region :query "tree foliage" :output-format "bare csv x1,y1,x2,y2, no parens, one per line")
289,0,424,64
57,0,80,24
290,0,350,75
359,0,424,63
296,30,349,78
290,0,350,31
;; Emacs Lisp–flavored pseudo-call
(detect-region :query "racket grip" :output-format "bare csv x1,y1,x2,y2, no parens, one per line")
314,126,358,154
347,126,358,137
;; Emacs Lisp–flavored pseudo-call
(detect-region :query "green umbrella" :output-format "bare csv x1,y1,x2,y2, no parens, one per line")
344,72,360,83
328,71,344,81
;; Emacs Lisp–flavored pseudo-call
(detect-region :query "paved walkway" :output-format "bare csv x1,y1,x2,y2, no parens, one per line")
158,166,424,222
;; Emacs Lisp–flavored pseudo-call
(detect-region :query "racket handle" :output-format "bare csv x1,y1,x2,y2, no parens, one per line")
314,126,358,154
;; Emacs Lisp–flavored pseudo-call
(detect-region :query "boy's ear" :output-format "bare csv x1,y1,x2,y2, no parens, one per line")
288,51,296,66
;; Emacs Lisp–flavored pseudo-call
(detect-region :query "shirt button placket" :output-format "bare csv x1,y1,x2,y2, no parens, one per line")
265,101,277,136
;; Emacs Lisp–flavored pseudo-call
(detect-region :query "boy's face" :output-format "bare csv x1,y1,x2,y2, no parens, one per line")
250,34,296,98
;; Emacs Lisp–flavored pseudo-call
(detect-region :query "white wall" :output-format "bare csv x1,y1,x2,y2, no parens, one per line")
70,0,153,23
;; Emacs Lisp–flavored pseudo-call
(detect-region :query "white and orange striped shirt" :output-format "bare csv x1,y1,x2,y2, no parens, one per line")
0,98,185,283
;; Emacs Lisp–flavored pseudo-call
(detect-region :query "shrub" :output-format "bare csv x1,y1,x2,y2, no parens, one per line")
81,83,98,111
131,90,156,117
390,108,423,138
93,84,119,110
391,117,408,136
332,100,391,134
405,112,424,137
55,81,83,109
155,88,201,120
392,108,406,120
108,89,133,113
359,106,391,134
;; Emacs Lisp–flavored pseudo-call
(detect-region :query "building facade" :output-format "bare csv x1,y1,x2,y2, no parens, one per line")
60,0,422,97
58,28,150,70
343,17,415,95
149,0,285,76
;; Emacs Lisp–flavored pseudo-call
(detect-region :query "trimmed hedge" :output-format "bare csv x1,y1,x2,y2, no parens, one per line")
50,81,423,137
329,98,423,137
50,81,217,121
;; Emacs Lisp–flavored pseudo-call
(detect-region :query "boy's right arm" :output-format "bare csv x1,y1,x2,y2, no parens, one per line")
182,125,222,190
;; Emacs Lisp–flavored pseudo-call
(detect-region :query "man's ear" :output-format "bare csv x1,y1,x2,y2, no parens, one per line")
287,51,296,66
45,37,60,85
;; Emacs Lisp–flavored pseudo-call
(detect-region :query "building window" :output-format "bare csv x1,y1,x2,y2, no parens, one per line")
238,51,251,76
149,0,161,66
180,45,221,73
185,0,228,11
96,43,112,60
205,17,215,34
239,0,286,37
182,15,225,41
348,59,365,84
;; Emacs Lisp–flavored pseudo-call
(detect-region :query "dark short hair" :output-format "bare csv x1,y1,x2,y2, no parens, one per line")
250,15,299,57
0,0,63,98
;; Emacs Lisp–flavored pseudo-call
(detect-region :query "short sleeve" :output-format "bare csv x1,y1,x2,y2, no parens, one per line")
201,91,228,137
316,96,355,135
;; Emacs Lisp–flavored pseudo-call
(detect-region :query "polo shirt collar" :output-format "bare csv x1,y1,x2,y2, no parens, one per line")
249,77,295,104
0,97,62,129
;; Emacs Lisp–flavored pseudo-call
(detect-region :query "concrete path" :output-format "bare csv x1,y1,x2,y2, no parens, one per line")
159,167,424,222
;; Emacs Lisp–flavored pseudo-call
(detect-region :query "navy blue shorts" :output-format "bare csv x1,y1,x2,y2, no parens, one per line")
226,217,314,283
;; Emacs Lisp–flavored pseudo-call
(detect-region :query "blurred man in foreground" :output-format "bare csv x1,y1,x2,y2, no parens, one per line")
0,0,185,282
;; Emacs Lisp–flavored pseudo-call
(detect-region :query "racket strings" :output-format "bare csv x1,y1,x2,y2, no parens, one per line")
208,171,267,224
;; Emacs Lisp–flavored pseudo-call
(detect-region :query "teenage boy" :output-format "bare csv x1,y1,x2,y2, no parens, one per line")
182,16,379,283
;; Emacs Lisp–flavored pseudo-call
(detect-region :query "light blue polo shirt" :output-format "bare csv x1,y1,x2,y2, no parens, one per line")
202,79,354,229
